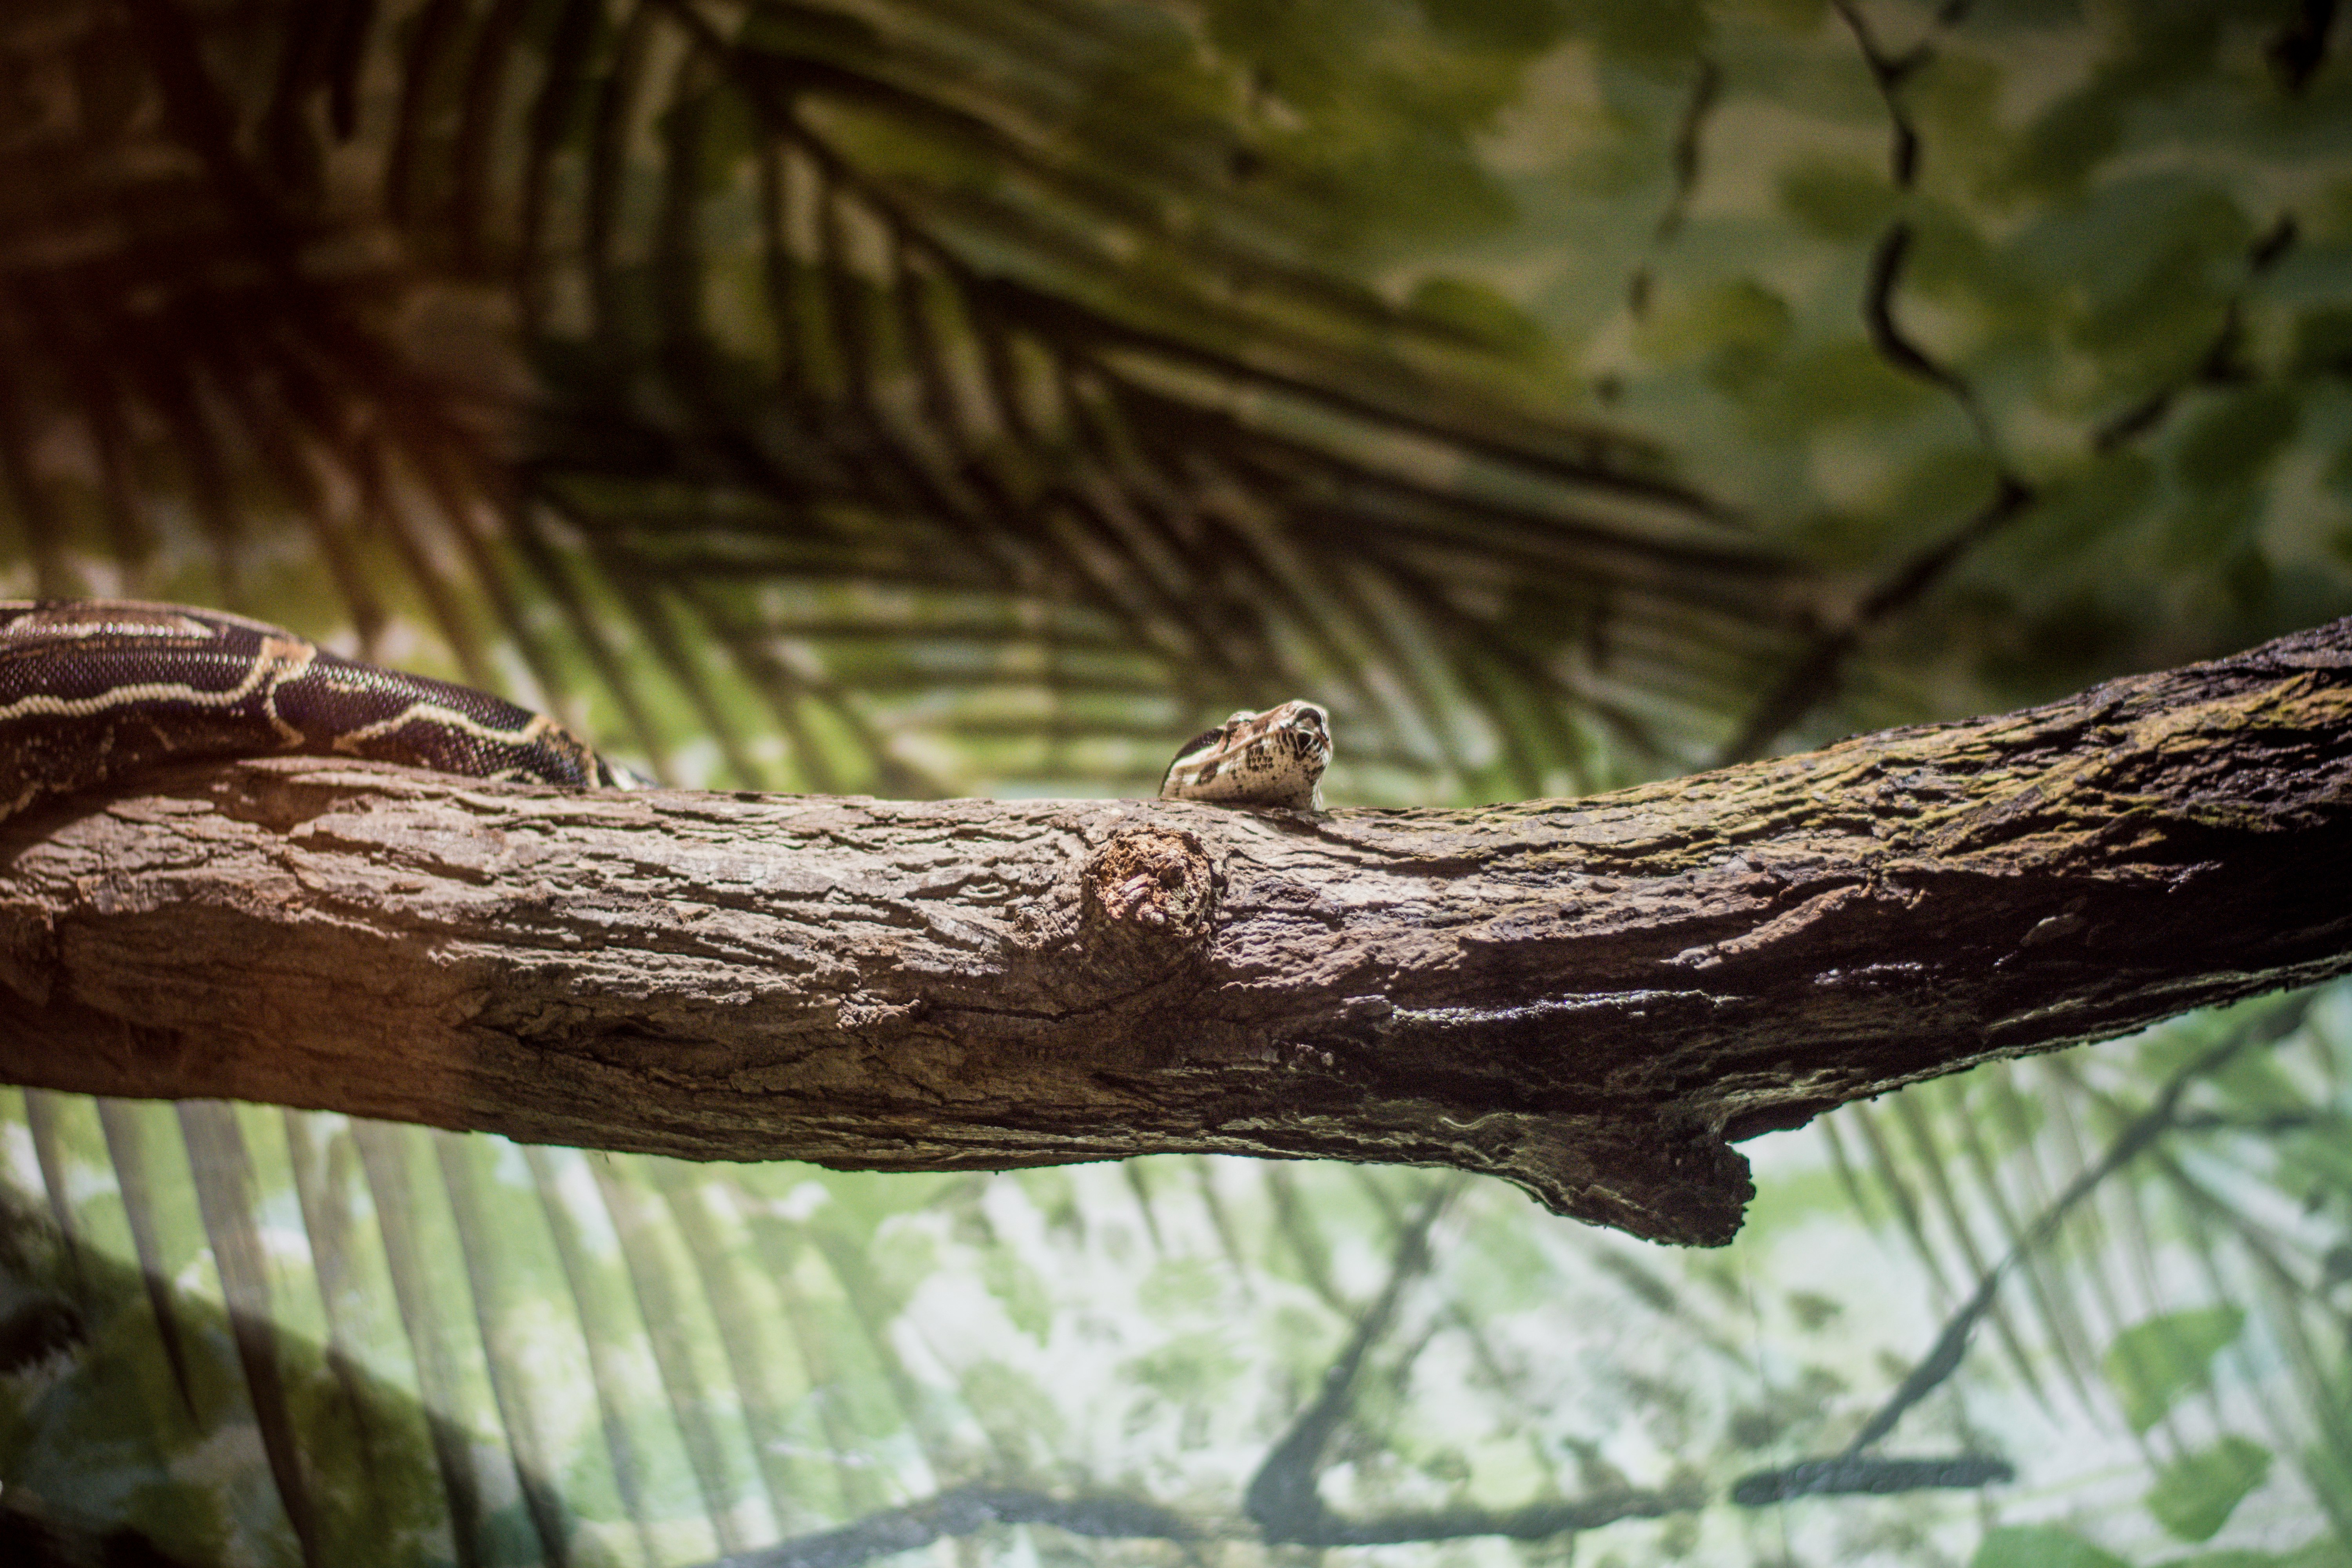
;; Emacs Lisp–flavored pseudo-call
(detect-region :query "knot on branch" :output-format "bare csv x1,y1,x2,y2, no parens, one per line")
1081,825,1220,953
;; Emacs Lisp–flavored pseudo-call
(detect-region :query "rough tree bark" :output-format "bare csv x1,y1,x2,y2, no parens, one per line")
0,621,2347,1245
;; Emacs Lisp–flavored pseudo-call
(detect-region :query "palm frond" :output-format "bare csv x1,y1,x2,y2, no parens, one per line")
1820,994,2352,1552
0,0,1809,800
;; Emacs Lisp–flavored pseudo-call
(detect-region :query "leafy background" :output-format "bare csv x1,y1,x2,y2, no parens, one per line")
2,0,2351,1563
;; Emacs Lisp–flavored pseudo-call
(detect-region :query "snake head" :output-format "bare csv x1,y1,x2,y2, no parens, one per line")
1158,699,1331,811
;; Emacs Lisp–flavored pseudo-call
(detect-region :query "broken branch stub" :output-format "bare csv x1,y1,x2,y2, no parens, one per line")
1,620,2348,1243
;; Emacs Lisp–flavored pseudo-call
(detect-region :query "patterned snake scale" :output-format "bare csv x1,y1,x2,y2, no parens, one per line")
0,600,1330,819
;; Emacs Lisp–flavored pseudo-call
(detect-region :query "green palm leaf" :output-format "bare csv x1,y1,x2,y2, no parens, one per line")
0,0,1808,802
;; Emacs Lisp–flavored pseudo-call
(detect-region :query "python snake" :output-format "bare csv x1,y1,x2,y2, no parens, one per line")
0,600,1330,819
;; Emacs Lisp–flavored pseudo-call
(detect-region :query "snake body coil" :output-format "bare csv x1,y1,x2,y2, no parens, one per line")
0,600,626,822
0,599,1329,819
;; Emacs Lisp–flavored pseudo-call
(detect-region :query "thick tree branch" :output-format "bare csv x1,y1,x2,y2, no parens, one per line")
2,622,2348,1245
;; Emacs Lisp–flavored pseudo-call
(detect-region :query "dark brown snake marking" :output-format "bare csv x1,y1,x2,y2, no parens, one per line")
0,601,1331,820
0,600,629,822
